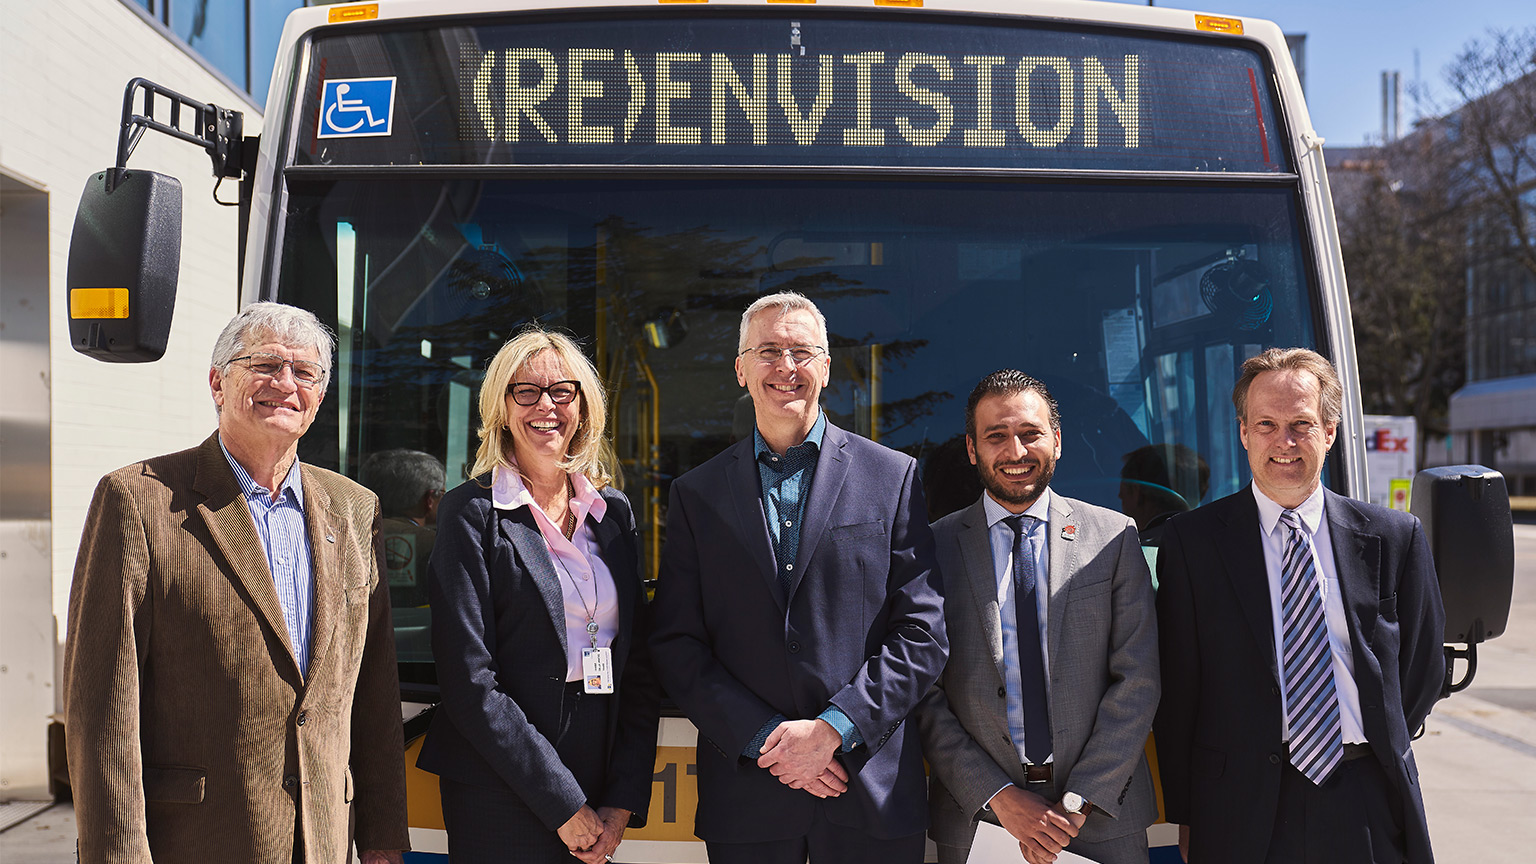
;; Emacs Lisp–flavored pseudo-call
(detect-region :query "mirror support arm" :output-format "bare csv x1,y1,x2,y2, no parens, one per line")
110,78,245,192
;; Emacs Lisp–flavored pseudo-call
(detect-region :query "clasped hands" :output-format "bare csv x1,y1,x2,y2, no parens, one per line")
557,804,632,863
757,718,849,798
989,784,1088,864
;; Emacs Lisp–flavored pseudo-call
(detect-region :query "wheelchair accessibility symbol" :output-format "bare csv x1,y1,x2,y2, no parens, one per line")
318,77,396,138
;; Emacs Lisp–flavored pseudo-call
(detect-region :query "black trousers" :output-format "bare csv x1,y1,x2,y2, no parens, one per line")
704,806,925,864
440,682,612,864
1263,749,1408,864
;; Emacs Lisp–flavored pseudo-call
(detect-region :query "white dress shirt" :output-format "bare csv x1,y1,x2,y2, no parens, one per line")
1252,484,1367,745
984,489,1054,764
493,464,620,683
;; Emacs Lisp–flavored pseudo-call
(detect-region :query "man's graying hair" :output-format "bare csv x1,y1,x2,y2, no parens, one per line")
738,292,829,353
211,302,336,383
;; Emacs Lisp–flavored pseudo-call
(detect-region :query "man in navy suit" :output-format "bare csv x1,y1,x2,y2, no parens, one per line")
1154,347,1445,864
651,292,948,864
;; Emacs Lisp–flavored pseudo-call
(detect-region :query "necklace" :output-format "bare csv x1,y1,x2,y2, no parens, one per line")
550,539,600,647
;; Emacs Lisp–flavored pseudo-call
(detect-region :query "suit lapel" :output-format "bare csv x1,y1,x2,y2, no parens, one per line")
1045,492,1078,671
299,470,346,686
1323,490,1381,649
1216,488,1281,682
956,500,1007,684
726,438,785,612
500,510,569,660
193,435,302,678
791,423,850,599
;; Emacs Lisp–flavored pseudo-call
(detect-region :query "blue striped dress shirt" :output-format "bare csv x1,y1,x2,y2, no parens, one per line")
221,440,316,678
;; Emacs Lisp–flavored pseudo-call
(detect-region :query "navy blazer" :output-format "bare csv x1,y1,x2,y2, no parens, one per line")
649,422,948,842
417,477,660,831
1154,487,1445,864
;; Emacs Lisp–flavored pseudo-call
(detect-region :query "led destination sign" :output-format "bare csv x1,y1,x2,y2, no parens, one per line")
302,17,1285,172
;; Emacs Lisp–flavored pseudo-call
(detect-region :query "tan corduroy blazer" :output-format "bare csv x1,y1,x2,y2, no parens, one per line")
64,433,410,864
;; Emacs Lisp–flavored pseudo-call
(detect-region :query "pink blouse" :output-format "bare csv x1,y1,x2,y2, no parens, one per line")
492,465,621,682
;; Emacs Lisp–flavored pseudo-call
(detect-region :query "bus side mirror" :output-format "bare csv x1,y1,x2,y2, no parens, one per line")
1410,464,1513,693
66,168,182,362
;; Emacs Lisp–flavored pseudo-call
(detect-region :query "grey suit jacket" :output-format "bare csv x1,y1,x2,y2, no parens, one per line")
916,491,1160,852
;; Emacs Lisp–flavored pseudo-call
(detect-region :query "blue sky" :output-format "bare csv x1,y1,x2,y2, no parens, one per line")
1103,0,1534,146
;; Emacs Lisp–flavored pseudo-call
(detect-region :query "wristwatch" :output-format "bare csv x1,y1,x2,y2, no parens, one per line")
1061,791,1093,816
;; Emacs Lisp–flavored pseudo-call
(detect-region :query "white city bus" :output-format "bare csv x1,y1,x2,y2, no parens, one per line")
63,1,1516,862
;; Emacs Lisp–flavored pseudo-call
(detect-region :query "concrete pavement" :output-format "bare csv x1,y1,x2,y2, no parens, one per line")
6,524,1534,863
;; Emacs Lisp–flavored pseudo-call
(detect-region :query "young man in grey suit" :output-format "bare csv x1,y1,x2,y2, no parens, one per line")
917,370,1160,864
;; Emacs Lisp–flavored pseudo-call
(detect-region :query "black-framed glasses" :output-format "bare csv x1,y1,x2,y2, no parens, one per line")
739,345,827,366
230,353,326,388
508,380,581,406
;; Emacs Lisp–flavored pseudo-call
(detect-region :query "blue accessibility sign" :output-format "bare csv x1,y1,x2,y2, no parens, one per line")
318,77,396,138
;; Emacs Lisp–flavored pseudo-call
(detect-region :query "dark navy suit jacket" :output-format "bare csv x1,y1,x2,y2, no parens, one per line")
1154,487,1445,864
417,478,660,831
650,421,948,842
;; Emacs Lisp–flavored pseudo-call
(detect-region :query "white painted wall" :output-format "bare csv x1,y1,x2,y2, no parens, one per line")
0,0,264,797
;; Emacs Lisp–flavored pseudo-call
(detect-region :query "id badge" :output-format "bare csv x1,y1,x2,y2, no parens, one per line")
582,646,614,694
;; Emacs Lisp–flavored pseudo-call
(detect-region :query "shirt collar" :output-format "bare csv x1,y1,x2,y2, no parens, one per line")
983,487,1052,529
491,462,608,523
752,409,827,461
219,437,304,508
1252,483,1325,537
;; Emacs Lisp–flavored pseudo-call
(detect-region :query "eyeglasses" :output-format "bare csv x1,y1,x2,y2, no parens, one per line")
740,345,827,366
230,353,326,388
508,380,581,406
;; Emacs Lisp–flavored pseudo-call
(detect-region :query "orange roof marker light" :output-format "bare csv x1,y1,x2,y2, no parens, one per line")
329,3,379,23
657,0,709,4
1194,14,1243,35
874,0,924,6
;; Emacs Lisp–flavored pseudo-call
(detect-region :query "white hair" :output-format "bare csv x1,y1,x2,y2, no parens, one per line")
737,291,829,353
210,302,336,384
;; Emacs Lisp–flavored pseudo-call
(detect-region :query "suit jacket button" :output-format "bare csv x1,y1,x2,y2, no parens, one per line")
283,775,298,790
296,710,308,726
998,687,1006,698
1269,753,1281,764
788,641,801,654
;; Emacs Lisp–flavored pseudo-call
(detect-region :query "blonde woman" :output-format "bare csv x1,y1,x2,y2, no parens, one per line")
417,327,659,864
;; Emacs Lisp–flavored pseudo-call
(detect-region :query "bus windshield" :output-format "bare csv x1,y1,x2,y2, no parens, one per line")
270,13,1319,675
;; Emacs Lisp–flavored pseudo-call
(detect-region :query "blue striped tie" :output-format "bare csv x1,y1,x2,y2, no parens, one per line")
1278,509,1343,785
1007,514,1052,766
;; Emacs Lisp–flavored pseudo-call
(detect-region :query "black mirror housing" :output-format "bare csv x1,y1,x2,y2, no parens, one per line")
66,169,182,362
1410,465,1513,645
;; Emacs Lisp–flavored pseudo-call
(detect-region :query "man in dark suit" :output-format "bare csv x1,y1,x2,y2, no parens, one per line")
917,371,1160,864
64,303,408,864
650,291,948,864
1154,347,1445,864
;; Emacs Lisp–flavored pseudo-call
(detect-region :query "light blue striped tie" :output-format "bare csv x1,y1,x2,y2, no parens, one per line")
1278,509,1343,785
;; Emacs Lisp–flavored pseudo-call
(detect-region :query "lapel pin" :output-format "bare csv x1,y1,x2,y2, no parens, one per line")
325,534,335,543
1061,525,1077,541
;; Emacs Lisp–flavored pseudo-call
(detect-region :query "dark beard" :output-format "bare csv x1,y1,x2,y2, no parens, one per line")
980,457,1055,509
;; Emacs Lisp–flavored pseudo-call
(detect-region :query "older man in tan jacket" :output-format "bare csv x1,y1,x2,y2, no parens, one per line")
64,303,409,864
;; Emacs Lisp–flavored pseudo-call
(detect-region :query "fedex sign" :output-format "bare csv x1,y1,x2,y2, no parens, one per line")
1363,415,1417,510
1366,428,1411,453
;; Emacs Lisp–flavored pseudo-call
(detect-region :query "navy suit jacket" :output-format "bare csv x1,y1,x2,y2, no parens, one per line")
1154,487,1445,864
650,421,948,842
417,478,660,831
